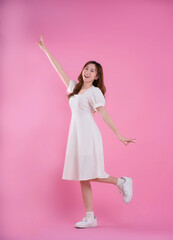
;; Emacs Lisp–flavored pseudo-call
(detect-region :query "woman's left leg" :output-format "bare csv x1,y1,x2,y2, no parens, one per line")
90,175,118,185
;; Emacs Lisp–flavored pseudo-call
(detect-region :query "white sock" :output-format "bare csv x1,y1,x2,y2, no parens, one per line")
86,211,94,218
117,177,126,186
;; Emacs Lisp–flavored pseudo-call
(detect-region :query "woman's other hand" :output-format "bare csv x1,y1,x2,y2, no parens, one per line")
118,135,136,146
37,35,47,51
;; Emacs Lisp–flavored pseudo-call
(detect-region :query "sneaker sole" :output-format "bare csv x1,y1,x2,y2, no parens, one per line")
75,219,97,228
123,177,133,203
75,224,97,228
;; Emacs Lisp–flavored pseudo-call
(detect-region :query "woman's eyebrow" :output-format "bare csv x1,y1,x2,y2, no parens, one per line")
85,66,95,71
88,67,95,70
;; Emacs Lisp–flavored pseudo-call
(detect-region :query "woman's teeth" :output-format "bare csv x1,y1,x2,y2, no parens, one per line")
84,75,89,78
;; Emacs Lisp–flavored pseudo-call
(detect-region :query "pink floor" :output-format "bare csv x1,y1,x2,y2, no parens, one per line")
17,223,173,240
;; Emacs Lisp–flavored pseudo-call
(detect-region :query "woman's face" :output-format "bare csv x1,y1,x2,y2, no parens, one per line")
82,64,98,84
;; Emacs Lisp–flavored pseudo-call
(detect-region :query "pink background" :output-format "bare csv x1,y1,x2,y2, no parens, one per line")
1,0,173,239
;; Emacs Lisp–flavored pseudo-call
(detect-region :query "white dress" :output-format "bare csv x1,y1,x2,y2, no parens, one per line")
62,79,110,181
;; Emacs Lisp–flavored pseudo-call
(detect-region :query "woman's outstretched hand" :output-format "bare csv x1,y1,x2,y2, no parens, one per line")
37,35,46,51
118,135,136,146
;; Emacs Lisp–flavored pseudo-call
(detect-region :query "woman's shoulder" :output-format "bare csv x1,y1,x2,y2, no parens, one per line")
91,86,104,96
91,86,102,93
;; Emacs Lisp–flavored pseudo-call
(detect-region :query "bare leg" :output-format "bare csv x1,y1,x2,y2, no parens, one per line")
79,176,118,212
80,180,93,212
90,175,118,185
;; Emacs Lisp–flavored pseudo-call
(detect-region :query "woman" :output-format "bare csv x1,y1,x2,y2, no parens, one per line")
37,35,136,229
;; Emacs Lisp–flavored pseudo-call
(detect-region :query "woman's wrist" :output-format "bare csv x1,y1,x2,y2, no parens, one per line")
116,133,121,138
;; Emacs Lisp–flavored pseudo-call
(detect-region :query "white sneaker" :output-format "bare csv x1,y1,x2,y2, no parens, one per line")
75,215,97,228
117,176,133,203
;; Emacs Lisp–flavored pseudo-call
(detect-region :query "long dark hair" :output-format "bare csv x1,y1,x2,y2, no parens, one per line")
67,60,106,100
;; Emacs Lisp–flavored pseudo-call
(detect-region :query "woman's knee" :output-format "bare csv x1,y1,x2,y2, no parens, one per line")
80,180,90,185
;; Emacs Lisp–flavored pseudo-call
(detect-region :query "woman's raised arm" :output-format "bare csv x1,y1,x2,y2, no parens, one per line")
37,35,70,88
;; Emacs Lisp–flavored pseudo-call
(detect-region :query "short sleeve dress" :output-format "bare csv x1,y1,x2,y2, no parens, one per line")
62,79,110,181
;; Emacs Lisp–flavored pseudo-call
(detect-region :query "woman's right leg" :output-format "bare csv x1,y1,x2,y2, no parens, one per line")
75,180,97,228
80,180,93,212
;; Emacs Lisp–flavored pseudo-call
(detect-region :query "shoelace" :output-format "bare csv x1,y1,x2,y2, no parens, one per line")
81,216,95,222
81,216,88,222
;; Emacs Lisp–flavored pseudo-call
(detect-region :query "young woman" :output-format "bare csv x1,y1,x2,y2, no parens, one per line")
37,35,136,229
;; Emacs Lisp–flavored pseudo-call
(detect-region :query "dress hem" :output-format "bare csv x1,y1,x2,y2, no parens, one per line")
62,174,110,181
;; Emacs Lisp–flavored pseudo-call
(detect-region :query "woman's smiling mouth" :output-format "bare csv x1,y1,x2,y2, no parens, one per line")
84,74,89,78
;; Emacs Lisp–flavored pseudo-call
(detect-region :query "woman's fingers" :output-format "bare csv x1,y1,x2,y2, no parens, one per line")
121,137,136,146
124,138,136,142
40,34,43,41
128,138,136,143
